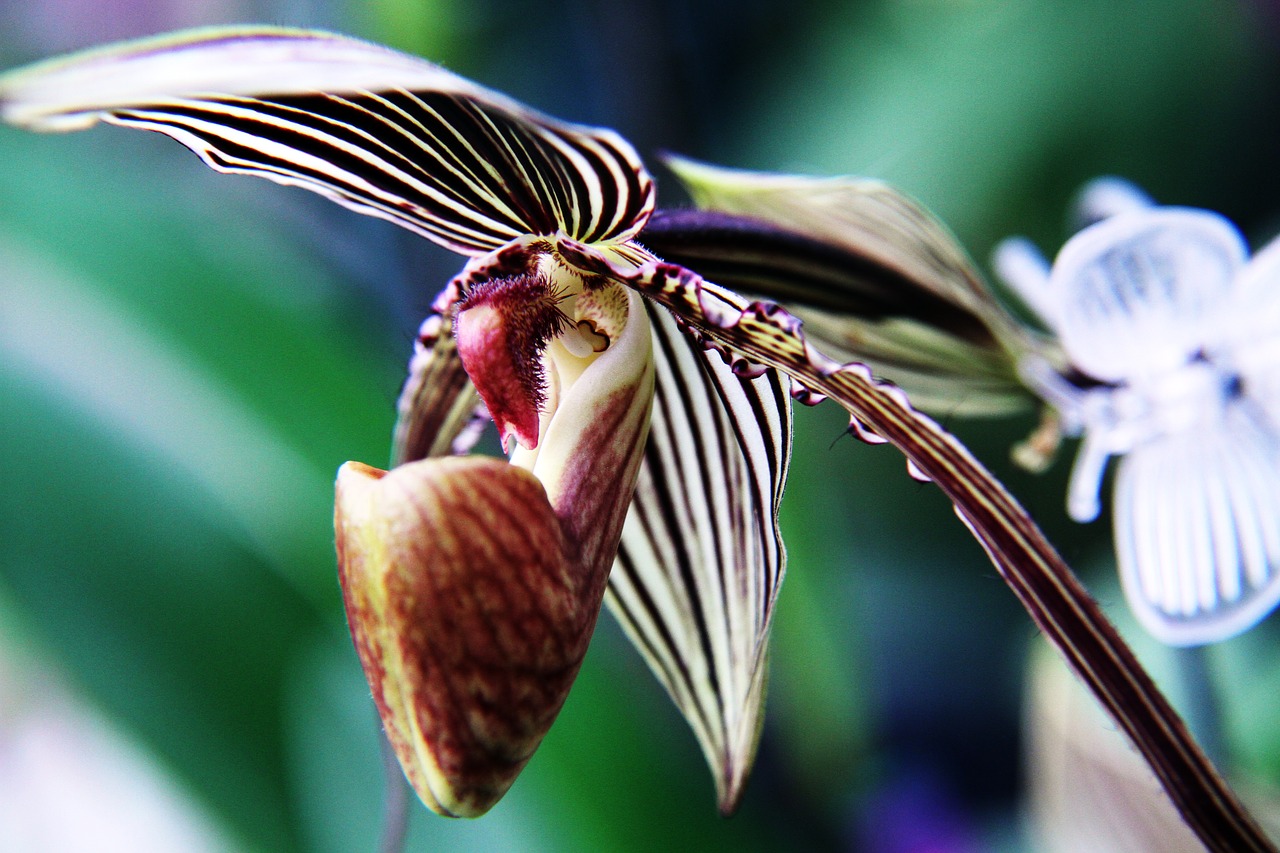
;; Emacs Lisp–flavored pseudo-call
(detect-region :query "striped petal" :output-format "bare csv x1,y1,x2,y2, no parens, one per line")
641,208,1030,416
391,313,482,466
607,303,791,814
649,157,1039,416
1114,402,1280,646
0,27,655,255
661,156,992,310
557,239,1272,851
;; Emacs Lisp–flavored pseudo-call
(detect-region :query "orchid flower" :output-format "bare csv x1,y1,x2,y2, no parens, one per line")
1,29,1272,850
0,28,789,817
994,178,1280,647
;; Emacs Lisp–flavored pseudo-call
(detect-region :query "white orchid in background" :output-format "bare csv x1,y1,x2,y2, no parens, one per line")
1,29,1271,851
994,179,1280,647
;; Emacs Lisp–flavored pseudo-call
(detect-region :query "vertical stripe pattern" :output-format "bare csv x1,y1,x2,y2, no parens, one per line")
1115,402,1280,645
606,303,792,813
581,249,1272,853
391,313,482,466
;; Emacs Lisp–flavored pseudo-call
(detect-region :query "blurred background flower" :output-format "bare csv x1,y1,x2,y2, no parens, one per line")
3,0,1280,850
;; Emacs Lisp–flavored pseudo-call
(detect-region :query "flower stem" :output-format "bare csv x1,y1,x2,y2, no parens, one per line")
379,726,411,853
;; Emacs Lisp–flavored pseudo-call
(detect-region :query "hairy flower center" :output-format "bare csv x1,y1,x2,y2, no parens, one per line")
454,253,631,453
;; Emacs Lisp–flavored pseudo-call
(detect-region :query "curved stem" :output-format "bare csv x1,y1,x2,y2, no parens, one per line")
379,726,411,853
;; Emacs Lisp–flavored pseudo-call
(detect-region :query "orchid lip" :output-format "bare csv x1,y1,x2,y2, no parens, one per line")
335,275,653,818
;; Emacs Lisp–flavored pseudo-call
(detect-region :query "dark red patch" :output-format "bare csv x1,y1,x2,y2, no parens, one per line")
455,274,568,451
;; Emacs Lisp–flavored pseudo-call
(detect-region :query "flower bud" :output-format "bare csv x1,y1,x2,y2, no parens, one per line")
335,456,596,817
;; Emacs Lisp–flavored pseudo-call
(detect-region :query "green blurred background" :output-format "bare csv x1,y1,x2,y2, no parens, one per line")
3,1,1280,850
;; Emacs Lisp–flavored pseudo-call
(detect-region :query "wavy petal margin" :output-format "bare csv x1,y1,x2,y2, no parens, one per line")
558,239,1274,853
608,303,791,813
641,207,1031,417
649,158,1046,416
0,28,655,255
